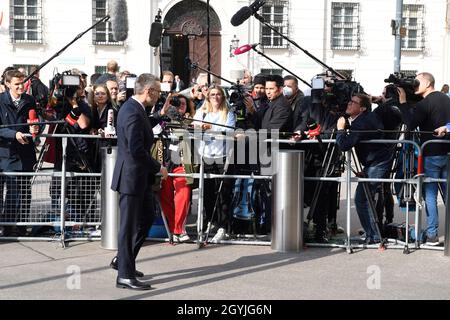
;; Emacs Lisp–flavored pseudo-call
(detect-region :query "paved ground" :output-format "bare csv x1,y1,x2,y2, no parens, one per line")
0,239,449,300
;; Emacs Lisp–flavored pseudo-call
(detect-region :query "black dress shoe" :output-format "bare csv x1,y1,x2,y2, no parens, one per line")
116,277,152,290
110,257,144,278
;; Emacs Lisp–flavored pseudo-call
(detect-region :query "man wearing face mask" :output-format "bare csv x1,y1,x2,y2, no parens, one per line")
283,75,304,113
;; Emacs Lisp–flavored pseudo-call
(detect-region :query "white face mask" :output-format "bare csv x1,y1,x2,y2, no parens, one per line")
283,86,294,98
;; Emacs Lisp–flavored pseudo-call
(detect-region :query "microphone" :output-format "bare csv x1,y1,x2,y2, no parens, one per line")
109,0,129,42
104,109,116,137
27,109,39,138
230,0,266,27
149,9,163,47
65,108,82,127
233,43,259,56
307,119,324,154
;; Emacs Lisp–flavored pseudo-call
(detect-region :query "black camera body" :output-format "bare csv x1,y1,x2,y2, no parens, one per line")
384,73,422,102
311,75,364,114
228,84,248,121
50,71,81,101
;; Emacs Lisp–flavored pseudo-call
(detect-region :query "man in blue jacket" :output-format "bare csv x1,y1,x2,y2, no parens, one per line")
111,73,168,290
336,94,391,244
0,70,39,236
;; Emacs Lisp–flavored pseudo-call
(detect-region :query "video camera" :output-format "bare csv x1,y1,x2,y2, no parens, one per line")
384,73,422,102
311,74,364,114
50,70,81,101
227,84,249,122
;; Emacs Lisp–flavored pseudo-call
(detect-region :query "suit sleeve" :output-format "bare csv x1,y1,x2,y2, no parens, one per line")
336,129,361,152
267,105,292,131
125,111,159,171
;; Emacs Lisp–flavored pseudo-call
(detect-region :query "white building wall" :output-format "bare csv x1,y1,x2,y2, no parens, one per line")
0,0,449,94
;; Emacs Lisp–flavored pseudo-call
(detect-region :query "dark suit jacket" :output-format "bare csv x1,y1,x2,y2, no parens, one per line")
260,94,293,132
0,91,37,171
111,98,161,196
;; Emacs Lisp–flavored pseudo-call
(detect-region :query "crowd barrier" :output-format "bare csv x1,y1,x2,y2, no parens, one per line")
0,132,448,257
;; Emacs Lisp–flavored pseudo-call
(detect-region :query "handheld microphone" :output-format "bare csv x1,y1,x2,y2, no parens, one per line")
65,108,82,127
230,0,266,26
307,119,324,154
104,109,116,137
27,109,39,138
149,9,163,47
109,0,129,42
233,43,259,56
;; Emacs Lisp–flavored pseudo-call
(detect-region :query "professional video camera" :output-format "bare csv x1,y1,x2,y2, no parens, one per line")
227,84,248,122
49,70,81,101
384,73,422,102
311,74,364,114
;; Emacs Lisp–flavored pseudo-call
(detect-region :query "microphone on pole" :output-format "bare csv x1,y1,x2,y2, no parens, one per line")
233,43,259,56
109,0,129,42
27,109,39,139
230,0,266,27
149,9,163,47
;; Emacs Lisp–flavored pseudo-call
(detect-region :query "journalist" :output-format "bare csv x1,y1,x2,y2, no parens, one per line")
336,94,391,244
398,72,450,245
0,70,39,236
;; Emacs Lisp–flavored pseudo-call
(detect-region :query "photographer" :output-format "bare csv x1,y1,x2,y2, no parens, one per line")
291,81,341,243
157,94,196,243
0,70,39,236
47,72,94,217
372,85,403,228
398,72,450,245
336,94,391,244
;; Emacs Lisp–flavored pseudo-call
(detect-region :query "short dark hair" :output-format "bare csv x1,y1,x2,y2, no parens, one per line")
283,75,298,85
265,75,284,88
5,70,24,83
354,93,371,111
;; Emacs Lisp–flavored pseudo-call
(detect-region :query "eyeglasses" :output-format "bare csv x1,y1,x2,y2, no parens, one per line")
95,92,107,96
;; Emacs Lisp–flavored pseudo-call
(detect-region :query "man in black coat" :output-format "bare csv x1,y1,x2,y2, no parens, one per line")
111,74,168,290
336,94,391,244
0,70,39,236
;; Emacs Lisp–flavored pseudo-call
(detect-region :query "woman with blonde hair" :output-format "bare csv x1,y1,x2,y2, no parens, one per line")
193,85,236,243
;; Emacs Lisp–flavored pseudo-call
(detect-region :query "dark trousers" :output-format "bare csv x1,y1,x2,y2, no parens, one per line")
117,189,155,279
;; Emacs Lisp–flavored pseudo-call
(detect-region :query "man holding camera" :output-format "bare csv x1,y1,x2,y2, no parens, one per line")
0,70,39,236
336,94,391,244
398,72,450,245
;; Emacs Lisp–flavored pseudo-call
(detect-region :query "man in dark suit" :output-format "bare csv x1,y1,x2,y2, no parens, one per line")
111,73,168,290
0,70,39,236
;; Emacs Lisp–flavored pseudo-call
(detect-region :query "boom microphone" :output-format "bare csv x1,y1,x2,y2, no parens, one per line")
233,43,259,56
149,9,163,47
109,0,129,42
230,0,266,27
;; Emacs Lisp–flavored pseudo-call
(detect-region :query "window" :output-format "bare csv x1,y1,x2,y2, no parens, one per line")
331,2,360,50
261,68,283,76
9,0,42,44
260,0,289,49
335,69,354,80
400,70,417,78
95,66,107,74
402,4,424,51
92,0,122,45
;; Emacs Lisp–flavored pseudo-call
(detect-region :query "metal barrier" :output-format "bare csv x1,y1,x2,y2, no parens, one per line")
1,130,449,256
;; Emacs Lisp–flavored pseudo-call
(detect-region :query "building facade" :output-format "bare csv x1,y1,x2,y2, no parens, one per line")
1,0,449,94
